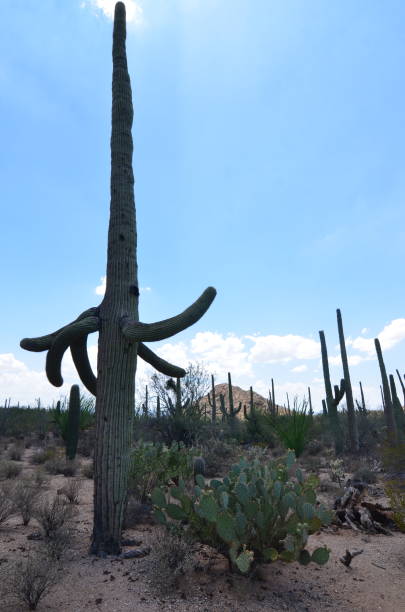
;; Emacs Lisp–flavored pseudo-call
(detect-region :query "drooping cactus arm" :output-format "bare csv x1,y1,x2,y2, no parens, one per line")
121,286,216,342
46,316,100,387
137,343,186,378
70,335,98,396
20,307,100,352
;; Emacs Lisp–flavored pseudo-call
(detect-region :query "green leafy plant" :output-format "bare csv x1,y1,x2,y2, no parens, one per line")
128,442,196,503
152,450,331,574
270,400,311,457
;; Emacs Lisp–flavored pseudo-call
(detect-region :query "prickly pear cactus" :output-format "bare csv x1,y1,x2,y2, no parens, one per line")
152,450,331,573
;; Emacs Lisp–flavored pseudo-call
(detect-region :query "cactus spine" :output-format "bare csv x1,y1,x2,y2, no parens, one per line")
375,338,397,444
319,330,345,454
66,384,80,461
336,309,359,452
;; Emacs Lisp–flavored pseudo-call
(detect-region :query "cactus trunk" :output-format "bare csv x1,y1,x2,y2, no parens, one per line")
375,338,397,444
66,384,80,461
336,309,359,452
319,330,344,454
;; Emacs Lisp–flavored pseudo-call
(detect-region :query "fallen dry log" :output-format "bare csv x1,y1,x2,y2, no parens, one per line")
333,480,395,534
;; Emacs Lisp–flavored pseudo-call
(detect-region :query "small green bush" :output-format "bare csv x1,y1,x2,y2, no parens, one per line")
152,450,331,574
30,448,56,465
44,457,78,477
352,466,378,484
7,444,24,461
128,442,196,503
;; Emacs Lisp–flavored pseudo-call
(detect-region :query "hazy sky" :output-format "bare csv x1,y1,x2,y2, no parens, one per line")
1,0,405,410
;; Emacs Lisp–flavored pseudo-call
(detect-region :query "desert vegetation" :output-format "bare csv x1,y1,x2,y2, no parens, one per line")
1,2,404,610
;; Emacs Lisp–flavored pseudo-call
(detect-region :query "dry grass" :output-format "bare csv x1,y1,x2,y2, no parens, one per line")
10,551,59,610
11,477,44,525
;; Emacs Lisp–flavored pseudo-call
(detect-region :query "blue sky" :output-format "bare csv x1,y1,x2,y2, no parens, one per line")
1,0,405,410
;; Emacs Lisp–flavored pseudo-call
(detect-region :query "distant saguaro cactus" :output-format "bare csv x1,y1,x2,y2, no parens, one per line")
319,330,345,454
66,385,80,461
19,2,216,555
207,374,217,422
336,309,359,452
219,372,242,423
375,339,397,444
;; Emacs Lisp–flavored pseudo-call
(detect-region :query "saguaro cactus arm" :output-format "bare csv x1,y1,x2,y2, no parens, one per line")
121,286,216,342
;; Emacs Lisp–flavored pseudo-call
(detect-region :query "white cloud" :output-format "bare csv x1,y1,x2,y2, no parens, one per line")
95,276,106,295
291,364,308,373
94,276,151,296
347,318,405,356
246,334,320,363
190,331,252,377
361,327,369,335
82,0,143,24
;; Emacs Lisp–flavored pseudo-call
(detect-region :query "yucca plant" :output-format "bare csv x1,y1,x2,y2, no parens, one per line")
270,398,311,457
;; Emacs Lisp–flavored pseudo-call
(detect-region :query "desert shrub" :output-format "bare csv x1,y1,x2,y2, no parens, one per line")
123,496,152,529
199,439,238,478
328,459,345,487
34,495,74,539
11,478,43,525
305,439,324,456
153,450,331,574
128,442,195,503
385,482,405,532
244,409,275,446
301,455,323,474
30,448,56,465
148,528,195,594
352,466,378,484
58,478,81,504
33,469,48,488
44,457,78,476
81,462,94,479
0,460,22,479
154,412,204,447
0,483,14,524
76,427,95,458
7,443,24,461
10,551,59,610
0,406,51,438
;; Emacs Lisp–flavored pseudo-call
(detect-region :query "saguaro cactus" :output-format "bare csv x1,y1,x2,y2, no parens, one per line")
336,309,359,452
389,374,405,436
207,374,217,422
66,384,80,461
219,372,242,423
375,339,397,444
319,330,345,454
19,2,216,555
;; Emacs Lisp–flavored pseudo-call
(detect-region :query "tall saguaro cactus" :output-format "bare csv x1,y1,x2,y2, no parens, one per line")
319,330,345,454
336,309,359,452
19,2,216,555
375,339,397,444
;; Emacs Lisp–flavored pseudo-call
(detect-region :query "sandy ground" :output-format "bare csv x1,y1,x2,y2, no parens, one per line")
0,449,404,612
